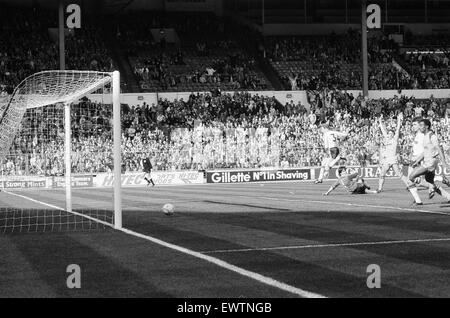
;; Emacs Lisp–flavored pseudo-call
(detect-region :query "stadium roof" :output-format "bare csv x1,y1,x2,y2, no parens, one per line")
2,0,450,23
0,0,135,13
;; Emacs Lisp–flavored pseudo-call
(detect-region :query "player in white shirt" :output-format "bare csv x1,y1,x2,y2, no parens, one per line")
315,123,349,183
406,119,450,205
377,113,410,192
409,117,449,188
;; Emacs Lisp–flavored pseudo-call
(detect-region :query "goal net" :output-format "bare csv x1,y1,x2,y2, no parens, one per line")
0,70,122,233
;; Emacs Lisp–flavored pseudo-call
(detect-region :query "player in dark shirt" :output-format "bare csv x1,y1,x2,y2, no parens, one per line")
143,157,155,187
323,166,377,196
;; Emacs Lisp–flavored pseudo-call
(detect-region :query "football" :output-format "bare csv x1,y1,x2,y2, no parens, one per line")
162,203,174,215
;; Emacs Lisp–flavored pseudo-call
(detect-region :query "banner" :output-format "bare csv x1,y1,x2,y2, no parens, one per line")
0,164,447,189
320,165,406,180
52,175,94,188
321,164,449,180
436,164,450,176
206,168,311,184
95,171,204,187
325,165,404,180
0,177,47,189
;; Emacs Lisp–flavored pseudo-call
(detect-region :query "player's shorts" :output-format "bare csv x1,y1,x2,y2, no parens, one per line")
422,157,439,172
321,157,332,167
424,170,436,184
144,171,152,179
330,147,340,159
380,155,398,167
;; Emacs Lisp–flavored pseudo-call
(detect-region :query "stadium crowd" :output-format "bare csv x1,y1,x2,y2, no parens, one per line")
264,31,450,90
403,51,450,89
2,91,449,175
132,44,267,92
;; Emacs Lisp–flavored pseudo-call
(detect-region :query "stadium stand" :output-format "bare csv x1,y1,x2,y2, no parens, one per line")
262,30,439,90
0,4,116,94
118,12,272,92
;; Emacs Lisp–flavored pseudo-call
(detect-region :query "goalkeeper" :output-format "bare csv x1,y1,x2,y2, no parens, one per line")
323,166,377,196
143,156,155,187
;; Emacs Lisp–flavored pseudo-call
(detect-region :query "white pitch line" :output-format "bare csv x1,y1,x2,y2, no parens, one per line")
251,195,450,216
1,190,325,298
119,227,325,298
203,237,450,254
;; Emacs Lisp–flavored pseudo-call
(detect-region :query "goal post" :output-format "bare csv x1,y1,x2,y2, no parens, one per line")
0,70,122,231
64,102,72,212
112,70,122,229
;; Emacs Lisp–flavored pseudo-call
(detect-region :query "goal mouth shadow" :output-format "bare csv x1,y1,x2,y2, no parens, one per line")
0,208,114,234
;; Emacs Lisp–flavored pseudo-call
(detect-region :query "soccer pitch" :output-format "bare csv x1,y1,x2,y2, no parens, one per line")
1,179,450,297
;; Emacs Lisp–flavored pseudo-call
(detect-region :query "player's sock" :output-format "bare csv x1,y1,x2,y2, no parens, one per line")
322,168,330,181
144,177,151,185
316,167,325,182
408,166,413,179
150,179,155,186
378,177,385,192
429,185,436,199
408,187,422,204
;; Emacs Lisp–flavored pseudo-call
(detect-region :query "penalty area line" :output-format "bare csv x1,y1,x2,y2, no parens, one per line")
1,190,325,298
202,237,450,254
250,195,450,216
